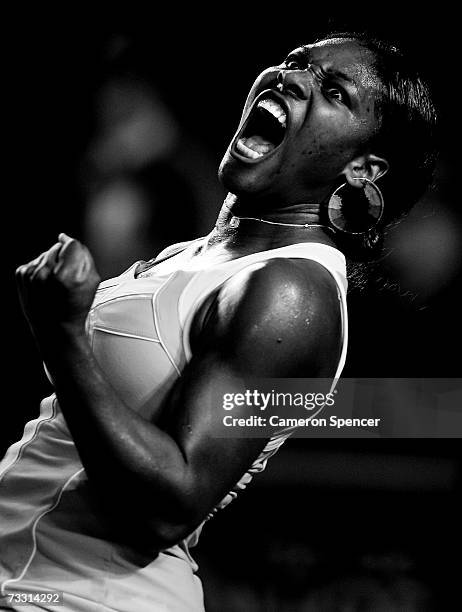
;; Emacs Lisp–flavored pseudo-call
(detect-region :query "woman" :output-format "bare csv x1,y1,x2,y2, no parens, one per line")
0,34,437,611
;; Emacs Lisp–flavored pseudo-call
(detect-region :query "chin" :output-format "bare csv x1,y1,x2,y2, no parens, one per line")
218,153,253,194
218,148,279,198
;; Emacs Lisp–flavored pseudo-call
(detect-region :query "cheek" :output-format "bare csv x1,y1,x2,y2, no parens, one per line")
295,113,373,172
289,137,350,181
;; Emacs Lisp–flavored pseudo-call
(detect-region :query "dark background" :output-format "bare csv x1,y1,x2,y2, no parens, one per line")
4,10,461,610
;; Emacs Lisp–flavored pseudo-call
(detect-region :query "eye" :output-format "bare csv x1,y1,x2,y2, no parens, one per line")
285,59,301,70
323,85,346,103
283,50,308,71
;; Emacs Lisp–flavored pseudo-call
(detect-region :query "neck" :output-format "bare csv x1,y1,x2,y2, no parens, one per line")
224,193,322,224
205,193,336,254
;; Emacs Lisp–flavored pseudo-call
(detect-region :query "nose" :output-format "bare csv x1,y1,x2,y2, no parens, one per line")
276,66,311,100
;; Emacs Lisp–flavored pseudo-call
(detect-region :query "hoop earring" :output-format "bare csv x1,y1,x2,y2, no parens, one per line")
327,178,384,249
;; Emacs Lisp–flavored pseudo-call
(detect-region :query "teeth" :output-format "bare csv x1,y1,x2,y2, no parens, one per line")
257,98,287,128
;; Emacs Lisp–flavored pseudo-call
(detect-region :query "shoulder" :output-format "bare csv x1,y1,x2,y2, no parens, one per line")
198,257,343,377
222,256,340,312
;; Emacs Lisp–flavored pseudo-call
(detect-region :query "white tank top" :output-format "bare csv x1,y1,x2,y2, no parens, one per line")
0,238,348,612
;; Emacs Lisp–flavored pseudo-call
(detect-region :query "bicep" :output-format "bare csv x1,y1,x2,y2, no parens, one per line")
160,258,342,518
161,346,269,517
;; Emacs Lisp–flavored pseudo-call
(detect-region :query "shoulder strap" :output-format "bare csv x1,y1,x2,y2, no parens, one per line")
135,237,204,277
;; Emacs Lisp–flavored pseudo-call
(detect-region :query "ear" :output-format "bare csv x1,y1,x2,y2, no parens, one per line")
341,154,389,188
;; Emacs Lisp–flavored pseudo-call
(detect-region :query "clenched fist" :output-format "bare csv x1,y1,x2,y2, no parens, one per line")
16,233,101,340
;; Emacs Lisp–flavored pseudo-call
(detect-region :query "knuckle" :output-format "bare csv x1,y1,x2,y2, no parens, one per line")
55,268,77,286
22,263,36,277
54,266,68,281
34,268,50,282
47,242,61,255
68,238,81,250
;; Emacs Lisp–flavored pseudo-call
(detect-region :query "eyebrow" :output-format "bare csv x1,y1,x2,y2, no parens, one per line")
297,45,358,88
323,67,356,87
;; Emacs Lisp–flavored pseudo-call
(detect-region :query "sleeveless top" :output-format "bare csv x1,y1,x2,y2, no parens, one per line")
0,238,348,612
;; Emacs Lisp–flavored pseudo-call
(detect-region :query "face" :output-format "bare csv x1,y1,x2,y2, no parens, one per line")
219,39,383,205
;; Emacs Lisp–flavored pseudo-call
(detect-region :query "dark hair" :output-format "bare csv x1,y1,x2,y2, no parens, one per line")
317,32,439,221
315,33,439,289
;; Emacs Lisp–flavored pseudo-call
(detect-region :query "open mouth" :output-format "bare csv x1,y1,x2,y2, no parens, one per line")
233,92,288,161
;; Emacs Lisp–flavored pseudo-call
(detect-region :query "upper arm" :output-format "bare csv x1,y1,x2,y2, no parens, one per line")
160,258,342,530
201,257,343,377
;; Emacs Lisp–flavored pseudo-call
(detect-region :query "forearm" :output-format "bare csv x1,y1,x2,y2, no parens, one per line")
16,235,226,548
41,326,197,538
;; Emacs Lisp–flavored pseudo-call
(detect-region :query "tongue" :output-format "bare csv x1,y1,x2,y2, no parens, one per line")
243,135,275,155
